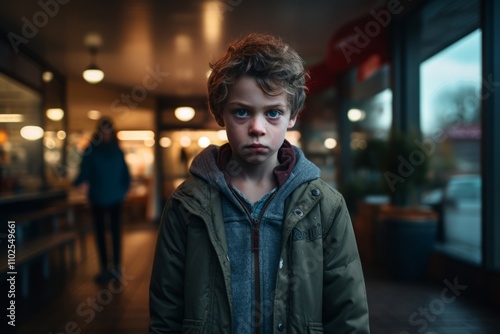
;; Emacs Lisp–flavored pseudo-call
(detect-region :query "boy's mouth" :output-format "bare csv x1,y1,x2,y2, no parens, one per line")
247,144,268,152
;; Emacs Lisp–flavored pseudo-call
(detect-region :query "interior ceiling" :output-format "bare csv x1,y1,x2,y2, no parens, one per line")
1,0,384,97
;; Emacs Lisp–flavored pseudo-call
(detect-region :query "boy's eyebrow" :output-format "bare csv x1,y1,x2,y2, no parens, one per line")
226,101,288,109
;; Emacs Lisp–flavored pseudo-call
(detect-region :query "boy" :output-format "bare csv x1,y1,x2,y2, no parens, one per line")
149,33,370,333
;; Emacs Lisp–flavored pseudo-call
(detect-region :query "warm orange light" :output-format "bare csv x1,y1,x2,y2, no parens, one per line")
0,130,8,144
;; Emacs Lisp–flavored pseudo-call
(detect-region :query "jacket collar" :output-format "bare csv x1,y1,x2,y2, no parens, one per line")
216,140,297,189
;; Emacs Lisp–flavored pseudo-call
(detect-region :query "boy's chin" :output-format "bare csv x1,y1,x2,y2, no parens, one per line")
241,154,277,166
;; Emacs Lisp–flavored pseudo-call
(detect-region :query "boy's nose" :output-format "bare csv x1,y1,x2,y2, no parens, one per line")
248,116,266,136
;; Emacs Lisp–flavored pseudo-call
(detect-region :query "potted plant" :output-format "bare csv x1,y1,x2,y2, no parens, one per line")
346,137,389,267
375,128,438,281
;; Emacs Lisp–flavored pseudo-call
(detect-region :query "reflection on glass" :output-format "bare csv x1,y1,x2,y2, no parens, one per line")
344,88,393,204
0,73,43,193
348,108,366,122
420,29,482,264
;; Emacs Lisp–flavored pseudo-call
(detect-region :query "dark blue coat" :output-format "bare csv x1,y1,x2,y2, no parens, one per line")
74,141,131,207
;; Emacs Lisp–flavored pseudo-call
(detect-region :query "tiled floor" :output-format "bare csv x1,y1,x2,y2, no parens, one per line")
366,273,500,334
12,224,500,334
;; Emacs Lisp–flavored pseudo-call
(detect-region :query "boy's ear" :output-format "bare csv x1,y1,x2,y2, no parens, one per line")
215,115,225,127
287,114,298,129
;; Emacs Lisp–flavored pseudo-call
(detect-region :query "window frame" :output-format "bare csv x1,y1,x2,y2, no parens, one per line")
391,0,499,271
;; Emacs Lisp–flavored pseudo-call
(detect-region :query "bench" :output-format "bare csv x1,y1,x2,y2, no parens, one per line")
0,202,80,298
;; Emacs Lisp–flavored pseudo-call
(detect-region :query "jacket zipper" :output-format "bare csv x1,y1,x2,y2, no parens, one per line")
229,187,277,334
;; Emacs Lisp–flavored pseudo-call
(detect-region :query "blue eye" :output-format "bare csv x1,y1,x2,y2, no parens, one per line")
234,109,249,118
266,109,281,119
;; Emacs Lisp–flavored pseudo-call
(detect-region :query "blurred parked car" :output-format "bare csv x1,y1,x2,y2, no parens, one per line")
443,174,482,248
423,174,481,249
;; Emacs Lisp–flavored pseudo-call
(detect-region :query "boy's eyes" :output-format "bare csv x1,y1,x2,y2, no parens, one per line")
266,109,282,119
233,109,249,117
232,108,283,119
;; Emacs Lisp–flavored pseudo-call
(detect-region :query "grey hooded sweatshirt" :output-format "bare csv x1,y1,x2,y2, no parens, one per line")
189,141,320,333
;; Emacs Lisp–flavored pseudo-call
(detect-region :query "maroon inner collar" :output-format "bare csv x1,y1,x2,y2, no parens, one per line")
216,140,297,188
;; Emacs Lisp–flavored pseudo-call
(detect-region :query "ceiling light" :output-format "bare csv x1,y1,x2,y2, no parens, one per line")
83,47,104,84
46,108,64,121
45,137,56,149
87,110,101,120
57,130,66,140
84,33,103,48
174,107,195,122
179,135,192,147
347,108,366,122
20,126,44,140
42,71,53,83
116,130,154,141
324,138,337,149
0,114,24,123
159,137,172,148
203,2,222,45
83,68,104,84
144,138,155,147
198,136,211,148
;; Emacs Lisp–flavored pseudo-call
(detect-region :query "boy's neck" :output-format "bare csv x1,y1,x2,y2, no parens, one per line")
229,155,278,203
230,154,278,185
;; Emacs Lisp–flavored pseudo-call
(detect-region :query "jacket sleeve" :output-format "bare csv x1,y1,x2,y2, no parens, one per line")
322,194,370,334
149,199,188,333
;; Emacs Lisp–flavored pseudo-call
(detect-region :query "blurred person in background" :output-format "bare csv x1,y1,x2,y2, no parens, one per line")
74,117,131,283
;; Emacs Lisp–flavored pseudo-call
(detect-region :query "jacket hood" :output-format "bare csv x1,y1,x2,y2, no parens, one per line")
189,141,321,206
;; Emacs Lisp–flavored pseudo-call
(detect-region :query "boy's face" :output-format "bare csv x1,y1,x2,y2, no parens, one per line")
221,75,297,166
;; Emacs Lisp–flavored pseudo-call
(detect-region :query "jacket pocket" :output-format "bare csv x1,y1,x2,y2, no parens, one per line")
307,322,324,333
182,319,203,333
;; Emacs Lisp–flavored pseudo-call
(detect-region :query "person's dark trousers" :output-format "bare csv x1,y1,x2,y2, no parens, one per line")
91,203,122,274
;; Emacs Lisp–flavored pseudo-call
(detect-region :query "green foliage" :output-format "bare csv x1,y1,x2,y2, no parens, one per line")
353,138,387,171
341,138,388,214
381,129,430,206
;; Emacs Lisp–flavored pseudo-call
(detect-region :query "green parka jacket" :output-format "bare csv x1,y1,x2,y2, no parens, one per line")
149,176,370,333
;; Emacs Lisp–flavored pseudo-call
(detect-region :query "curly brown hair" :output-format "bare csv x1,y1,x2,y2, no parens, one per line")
207,33,308,125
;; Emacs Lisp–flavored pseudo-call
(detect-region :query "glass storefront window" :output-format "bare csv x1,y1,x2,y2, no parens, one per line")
0,73,43,193
350,88,392,141
420,29,482,264
347,88,393,202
